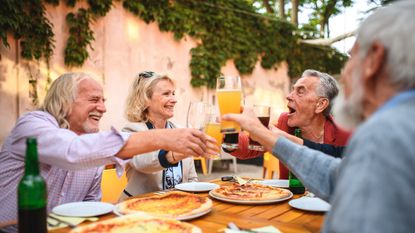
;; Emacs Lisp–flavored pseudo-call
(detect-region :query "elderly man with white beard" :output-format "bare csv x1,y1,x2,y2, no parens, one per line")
222,1,415,232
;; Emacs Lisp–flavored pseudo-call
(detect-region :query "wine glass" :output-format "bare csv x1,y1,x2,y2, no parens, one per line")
186,101,210,130
248,105,271,151
187,102,221,159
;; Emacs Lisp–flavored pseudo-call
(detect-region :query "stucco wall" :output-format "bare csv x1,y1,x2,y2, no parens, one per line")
0,2,290,146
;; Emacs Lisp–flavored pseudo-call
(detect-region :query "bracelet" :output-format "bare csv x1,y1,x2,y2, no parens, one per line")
158,150,178,168
171,152,177,162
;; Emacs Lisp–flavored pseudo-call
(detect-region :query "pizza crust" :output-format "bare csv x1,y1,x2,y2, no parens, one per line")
117,191,212,218
211,183,291,201
70,212,201,233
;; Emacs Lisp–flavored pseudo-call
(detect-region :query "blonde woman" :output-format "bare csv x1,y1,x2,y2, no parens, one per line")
119,71,198,201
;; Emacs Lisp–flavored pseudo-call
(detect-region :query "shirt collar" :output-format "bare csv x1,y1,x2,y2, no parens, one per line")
375,89,415,116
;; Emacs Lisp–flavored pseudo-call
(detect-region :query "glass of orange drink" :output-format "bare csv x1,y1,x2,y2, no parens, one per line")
216,76,242,149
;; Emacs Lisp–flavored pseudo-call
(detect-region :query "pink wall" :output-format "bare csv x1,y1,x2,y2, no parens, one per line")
0,2,290,145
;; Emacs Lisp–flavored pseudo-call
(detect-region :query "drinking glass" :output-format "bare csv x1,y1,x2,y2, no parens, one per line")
203,107,223,159
248,105,271,151
216,76,242,149
187,101,210,130
186,102,220,159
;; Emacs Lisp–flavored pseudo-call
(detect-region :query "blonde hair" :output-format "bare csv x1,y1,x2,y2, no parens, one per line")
125,72,175,122
40,72,93,129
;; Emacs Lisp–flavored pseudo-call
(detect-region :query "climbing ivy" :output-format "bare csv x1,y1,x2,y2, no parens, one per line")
0,0,347,88
0,0,54,60
64,8,94,67
122,0,347,87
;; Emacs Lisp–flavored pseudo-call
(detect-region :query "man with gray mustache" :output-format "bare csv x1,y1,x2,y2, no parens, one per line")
0,72,218,232
223,1,415,232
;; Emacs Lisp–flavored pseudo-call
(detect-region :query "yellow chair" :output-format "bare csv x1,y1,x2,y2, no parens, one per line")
262,152,279,179
101,168,128,204
193,157,208,175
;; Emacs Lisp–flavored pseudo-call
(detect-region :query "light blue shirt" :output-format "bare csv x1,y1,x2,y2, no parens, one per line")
273,92,415,232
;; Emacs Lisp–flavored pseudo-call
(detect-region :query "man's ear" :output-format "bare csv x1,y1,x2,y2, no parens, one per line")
362,41,386,84
315,98,329,114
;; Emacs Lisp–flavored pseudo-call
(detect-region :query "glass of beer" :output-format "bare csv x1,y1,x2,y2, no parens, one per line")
216,76,242,149
248,105,271,151
203,108,223,159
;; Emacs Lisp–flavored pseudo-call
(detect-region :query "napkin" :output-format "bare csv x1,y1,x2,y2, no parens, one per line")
225,225,282,233
47,213,98,230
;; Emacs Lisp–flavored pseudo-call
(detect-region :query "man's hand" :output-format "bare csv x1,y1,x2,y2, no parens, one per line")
222,107,279,152
269,125,304,145
160,128,219,157
116,128,219,159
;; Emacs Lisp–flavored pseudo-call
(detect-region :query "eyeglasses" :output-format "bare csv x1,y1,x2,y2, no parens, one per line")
138,71,156,79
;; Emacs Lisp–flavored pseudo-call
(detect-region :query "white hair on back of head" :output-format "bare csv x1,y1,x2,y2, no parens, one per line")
356,0,415,89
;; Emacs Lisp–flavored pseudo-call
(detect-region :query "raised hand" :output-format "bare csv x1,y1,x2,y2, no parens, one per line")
222,107,278,152
161,128,219,158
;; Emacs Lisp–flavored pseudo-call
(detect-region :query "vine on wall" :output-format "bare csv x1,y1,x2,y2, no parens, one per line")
0,0,347,88
0,0,55,60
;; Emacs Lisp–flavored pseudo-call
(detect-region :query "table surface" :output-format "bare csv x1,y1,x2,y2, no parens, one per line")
49,180,325,233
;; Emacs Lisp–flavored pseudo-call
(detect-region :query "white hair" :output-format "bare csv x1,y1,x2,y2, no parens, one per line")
301,69,339,116
356,0,415,89
40,72,93,129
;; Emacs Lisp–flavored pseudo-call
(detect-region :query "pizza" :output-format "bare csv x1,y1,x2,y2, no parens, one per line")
70,213,201,233
210,182,291,201
117,191,212,218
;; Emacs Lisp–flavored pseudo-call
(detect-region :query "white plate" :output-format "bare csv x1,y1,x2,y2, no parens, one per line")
52,202,114,217
257,179,289,188
208,190,293,204
175,182,219,192
113,204,212,221
288,197,331,212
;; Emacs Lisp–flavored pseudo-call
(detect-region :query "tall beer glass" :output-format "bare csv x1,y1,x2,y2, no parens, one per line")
204,107,223,159
216,76,242,149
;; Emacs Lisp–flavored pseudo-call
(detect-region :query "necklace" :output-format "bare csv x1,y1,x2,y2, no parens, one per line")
303,128,324,141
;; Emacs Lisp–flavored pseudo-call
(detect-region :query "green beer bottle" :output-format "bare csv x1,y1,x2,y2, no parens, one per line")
288,129,305,194
18,138,47,233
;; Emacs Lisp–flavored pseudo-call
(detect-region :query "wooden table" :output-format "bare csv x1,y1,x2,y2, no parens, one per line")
50,180,324,233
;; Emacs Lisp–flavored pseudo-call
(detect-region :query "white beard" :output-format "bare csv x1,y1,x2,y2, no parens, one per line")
333,69,364,131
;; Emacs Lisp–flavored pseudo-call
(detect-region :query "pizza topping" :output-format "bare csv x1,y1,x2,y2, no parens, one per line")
117,191,212,218
211,182,291,201
70,213,201,233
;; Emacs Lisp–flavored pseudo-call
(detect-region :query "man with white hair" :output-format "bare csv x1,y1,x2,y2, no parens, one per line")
230,69,350,178
223,1,415,232
0,72,217,232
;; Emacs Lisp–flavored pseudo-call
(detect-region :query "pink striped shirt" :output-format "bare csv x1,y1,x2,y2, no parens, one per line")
0,111,129,228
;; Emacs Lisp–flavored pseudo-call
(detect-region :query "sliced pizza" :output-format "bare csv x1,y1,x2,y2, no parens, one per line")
210,182,292,201
117,191,212,219
70,213,201,233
